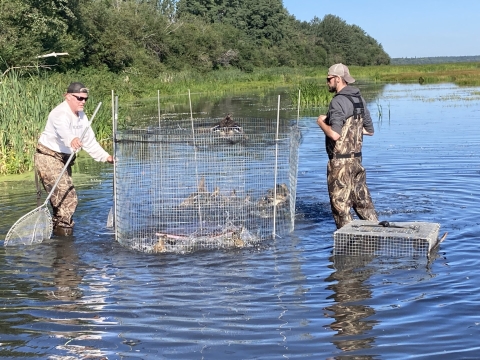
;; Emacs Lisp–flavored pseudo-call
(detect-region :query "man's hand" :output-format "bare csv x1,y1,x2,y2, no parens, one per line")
70,137,83,151
317,115,340,141
106,155,114,164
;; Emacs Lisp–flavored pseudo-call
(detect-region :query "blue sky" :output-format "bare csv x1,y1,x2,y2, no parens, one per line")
282,0,480,58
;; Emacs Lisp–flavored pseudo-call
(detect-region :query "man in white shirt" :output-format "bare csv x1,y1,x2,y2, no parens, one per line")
34,82,114,236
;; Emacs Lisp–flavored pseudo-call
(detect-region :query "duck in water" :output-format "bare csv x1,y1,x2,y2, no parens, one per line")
211,114,243,135
257,183,290,208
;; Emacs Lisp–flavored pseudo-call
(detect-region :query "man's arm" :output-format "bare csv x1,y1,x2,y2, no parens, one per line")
317,115,340,141
362,97,374,136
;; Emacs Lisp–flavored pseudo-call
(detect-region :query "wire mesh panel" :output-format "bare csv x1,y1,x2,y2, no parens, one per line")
333,220,441,257
113,117,301,253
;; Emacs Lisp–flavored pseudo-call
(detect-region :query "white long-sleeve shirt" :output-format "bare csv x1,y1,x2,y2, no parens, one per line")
38,101,110,162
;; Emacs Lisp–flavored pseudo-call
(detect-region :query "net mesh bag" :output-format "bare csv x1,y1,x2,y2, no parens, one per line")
4,206,53,246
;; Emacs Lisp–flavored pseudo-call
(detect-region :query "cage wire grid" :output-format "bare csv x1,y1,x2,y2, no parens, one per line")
333,220,441,257
112,104,301,253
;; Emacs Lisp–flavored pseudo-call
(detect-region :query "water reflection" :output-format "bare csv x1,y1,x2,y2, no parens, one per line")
1,238,85,305
49,237,84,301
1,238,113,358
325,255,378,356
324,253,440,358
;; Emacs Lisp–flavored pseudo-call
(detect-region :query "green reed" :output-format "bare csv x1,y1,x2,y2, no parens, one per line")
291,80,333,109
0,72,62,174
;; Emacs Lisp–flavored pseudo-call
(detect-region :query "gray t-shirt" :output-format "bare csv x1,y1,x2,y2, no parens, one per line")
325,85,374,134
325,86,374,155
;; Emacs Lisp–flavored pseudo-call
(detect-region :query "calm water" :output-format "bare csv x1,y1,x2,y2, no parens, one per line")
1,83,480,359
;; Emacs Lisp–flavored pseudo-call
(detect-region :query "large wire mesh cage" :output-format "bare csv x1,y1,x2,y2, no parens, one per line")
111,95,301,253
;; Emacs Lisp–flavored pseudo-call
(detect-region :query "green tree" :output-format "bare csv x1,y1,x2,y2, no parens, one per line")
177,0,289,46
0,0,84,72
176,0,222,22
80,0,172,74
312,14,389,66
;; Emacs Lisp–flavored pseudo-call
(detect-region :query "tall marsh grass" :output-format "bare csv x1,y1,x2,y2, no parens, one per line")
0,73,63,174
291,80,333,108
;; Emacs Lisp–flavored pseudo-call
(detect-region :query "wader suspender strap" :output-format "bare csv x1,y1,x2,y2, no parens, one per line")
34,166,42,206
329,93,365,160
335,93,365,120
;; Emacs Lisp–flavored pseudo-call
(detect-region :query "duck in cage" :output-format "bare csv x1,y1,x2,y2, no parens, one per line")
210,114,243,135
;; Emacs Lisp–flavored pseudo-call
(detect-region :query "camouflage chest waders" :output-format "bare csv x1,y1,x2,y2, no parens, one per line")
34,143,78,235
327,94,378,229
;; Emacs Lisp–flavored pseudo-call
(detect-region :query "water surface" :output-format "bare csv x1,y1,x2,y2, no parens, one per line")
1,83,480,359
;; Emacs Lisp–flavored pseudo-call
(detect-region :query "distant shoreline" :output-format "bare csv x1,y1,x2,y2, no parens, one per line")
391,55,480,65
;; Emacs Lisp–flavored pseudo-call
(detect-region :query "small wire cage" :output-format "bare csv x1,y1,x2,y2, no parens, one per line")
112,105,301,253
333,220,441,257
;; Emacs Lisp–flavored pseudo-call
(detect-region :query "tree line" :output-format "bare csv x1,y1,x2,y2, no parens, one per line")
0,0,390,76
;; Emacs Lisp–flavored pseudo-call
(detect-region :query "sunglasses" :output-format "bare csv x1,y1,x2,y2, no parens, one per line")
71,94,88,102
326,76,336,82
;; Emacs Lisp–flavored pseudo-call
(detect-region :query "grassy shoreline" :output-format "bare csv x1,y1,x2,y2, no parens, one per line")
352,62,480,85
1,62,480,176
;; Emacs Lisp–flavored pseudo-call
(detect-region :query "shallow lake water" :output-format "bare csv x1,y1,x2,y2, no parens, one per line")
1,83,480,359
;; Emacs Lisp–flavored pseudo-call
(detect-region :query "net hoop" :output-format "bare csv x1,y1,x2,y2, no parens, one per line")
4,206,53,246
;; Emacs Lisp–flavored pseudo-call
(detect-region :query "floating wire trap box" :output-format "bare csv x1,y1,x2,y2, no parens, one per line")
111,114,301,254
333,220,441,256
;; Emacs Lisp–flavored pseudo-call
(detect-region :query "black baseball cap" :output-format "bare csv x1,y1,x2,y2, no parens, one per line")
66,82,89,94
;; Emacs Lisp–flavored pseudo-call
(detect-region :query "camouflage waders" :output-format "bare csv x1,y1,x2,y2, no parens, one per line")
34,143,77,233
327,94,378,229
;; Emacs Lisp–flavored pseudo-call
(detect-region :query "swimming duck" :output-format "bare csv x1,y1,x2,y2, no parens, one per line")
211,114,243,135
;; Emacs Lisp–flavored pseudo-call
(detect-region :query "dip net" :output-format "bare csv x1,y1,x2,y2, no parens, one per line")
111,110,301,253
4,207,52,246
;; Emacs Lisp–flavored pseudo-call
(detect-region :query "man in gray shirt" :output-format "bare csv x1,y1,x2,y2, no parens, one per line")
317,63,378,229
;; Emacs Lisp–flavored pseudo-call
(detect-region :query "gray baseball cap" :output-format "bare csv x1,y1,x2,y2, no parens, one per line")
328,63,355,83
66,82,89,94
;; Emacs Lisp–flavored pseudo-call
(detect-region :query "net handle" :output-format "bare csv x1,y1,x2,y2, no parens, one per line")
44,102,102,203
